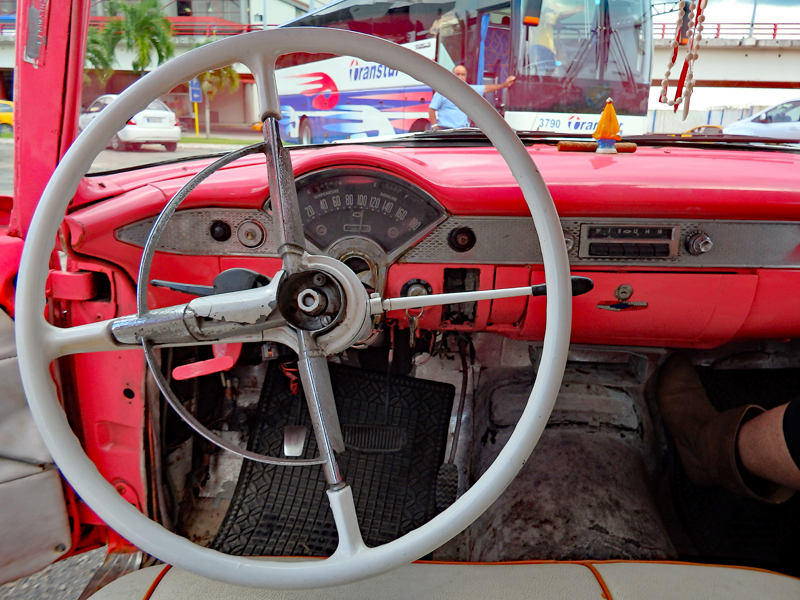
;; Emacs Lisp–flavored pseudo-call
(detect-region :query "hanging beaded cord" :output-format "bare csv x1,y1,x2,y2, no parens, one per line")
658,0,707,118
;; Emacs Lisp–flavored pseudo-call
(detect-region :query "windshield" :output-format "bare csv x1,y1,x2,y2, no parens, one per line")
72,0,800,177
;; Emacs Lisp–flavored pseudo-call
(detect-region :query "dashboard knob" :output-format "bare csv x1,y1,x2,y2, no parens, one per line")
447,227,476,252
563,231,575,252
686,232,713,256
210,220,231,242
237,220,265,248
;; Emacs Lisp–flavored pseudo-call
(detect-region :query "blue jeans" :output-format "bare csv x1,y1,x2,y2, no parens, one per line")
529,45,556,75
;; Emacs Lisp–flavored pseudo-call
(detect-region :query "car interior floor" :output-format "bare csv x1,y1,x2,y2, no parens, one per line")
158,333,800,576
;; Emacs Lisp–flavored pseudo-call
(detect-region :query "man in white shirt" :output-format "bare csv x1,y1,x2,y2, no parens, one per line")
428,65,516,130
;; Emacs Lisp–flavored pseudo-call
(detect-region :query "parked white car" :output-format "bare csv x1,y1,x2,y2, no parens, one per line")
78,95,181,151
723,99,800,141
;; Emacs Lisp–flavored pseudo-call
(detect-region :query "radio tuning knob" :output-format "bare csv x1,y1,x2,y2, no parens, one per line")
686,232,713,256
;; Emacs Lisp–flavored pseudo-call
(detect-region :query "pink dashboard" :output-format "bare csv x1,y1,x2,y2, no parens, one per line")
60,143,800,350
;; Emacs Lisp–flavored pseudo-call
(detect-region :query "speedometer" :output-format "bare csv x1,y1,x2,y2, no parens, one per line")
292,169,447,254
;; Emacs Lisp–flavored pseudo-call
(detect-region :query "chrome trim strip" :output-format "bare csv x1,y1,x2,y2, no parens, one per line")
116,213,800,269
401,217,800,268
115,208,280,256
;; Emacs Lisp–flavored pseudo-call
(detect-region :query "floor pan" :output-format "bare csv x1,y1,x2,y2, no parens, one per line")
212,362,454,556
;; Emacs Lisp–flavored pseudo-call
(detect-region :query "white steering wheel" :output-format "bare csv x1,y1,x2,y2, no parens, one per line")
15,28,572,589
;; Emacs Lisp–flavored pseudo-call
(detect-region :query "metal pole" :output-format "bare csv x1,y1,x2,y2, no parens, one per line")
748,0,758,38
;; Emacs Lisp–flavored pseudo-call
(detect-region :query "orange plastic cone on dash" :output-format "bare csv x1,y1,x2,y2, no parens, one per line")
593,98,621,154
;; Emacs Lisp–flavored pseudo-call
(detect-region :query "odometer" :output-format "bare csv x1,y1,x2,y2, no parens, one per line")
292,169,447,254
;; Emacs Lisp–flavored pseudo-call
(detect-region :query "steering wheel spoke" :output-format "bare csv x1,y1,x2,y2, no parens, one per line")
263,116,307,273
41,319,122,361
328,485,369,558
297,331,346,468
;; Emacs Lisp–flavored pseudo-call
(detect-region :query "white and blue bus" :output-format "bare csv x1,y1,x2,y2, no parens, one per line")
277,0,653,143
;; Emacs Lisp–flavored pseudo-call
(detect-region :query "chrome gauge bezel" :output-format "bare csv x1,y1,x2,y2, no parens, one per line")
277,167,449,261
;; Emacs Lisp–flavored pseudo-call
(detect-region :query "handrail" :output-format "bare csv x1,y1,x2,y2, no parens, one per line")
657,22,800,40
84,16,277,36
1,19,799,40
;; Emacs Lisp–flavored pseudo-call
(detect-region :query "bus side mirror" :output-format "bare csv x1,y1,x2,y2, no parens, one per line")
523,0,543,26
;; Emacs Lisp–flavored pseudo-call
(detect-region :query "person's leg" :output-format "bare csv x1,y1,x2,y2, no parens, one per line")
657,354,795,503
529,45,556,75
738,402,800,490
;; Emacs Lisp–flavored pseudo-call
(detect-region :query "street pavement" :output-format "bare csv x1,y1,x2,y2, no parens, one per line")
0,131,262,197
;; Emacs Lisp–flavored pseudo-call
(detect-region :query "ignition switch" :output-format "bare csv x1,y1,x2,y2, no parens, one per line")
401,279,432,297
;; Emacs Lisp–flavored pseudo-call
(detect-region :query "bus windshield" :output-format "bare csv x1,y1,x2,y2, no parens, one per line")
517,0,651,127
280,0,652,140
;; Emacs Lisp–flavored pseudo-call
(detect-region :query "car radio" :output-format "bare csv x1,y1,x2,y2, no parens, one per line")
578,224,681,259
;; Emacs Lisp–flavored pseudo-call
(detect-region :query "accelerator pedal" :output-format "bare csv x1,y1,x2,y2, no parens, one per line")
435,462,459,512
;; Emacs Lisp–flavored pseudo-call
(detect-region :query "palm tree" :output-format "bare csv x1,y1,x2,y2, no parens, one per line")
195,40,241,138
103,0,174,75
84,26,114,86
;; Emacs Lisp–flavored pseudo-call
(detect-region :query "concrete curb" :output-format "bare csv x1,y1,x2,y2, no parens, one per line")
176,143,253,151
0,138,254,152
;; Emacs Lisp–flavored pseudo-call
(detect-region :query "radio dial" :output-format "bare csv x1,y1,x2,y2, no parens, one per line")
686,232,713,256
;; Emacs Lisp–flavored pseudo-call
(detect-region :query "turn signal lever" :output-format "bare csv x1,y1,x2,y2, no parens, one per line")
151,268,270,297
372,276,594,314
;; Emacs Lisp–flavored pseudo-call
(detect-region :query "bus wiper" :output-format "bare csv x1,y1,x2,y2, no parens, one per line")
515,130,601,140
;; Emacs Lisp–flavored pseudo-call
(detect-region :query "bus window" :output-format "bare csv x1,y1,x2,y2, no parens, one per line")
523,0,648,85
432,13,464,71
477,6,512,108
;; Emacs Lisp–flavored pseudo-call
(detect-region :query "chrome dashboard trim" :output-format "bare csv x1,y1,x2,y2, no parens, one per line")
401,217,800,268
115,209,280,257
116,212,800,269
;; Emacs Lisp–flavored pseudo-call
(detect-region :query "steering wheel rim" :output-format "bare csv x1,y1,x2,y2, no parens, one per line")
16,28,572,589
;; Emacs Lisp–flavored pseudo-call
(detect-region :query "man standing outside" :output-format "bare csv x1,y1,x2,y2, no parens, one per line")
428,65,516,130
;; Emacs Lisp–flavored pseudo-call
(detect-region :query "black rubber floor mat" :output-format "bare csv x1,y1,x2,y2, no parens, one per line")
668,368,800,574
212,362,454,557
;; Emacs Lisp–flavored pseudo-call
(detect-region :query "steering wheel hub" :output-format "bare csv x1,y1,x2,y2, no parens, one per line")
278,270,345,331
